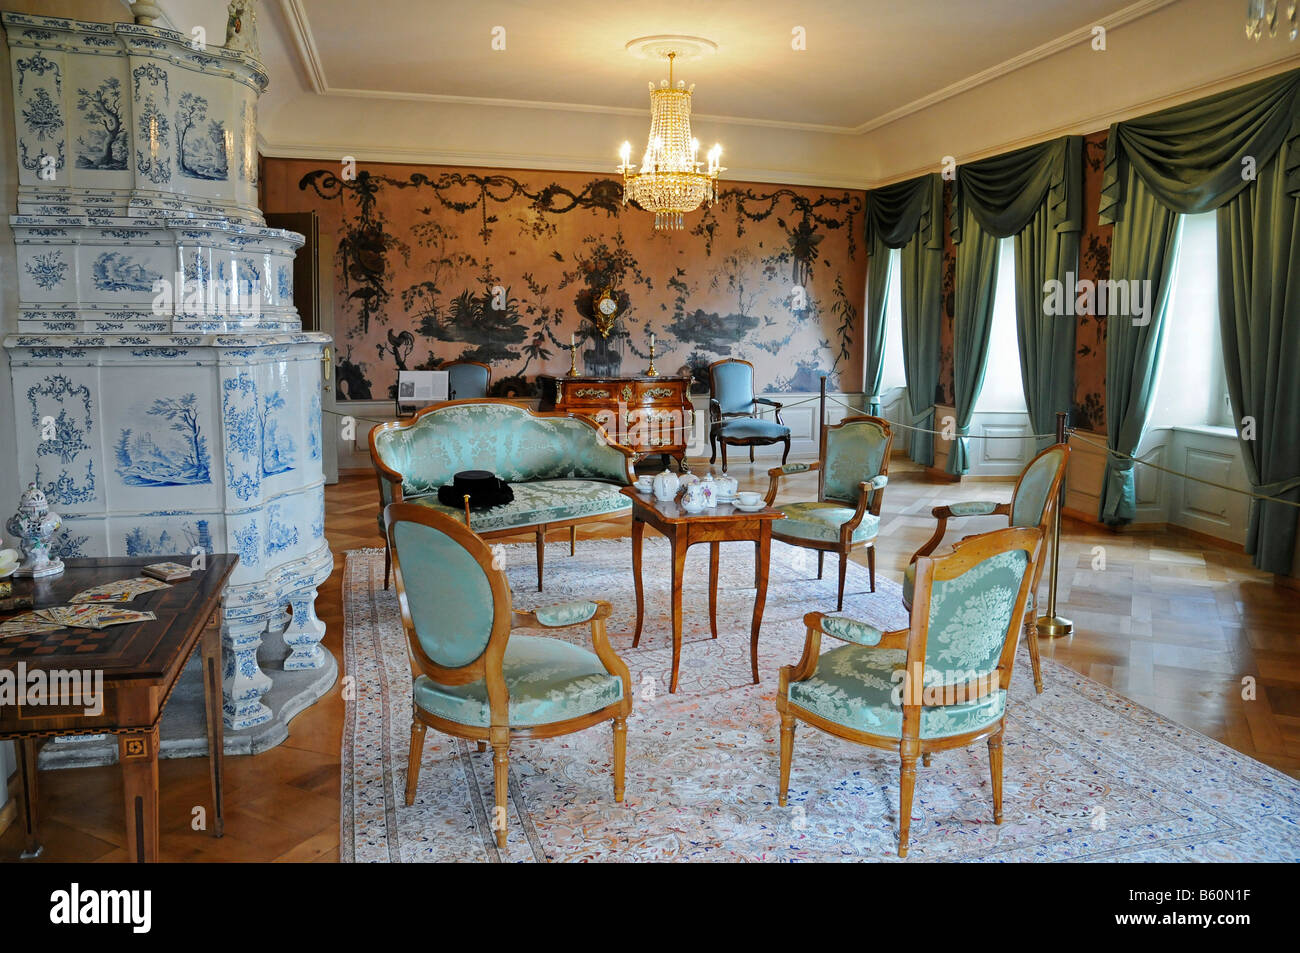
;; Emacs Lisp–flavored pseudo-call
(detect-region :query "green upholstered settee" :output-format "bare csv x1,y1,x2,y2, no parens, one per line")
370,399,636,591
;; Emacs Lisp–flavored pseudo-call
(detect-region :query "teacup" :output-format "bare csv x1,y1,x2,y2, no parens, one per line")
635,477,654,493
735,491,761,507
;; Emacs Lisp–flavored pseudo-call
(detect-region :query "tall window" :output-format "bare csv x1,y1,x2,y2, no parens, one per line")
975,237,1028,412
880,249,907,390
1150,212,1232,428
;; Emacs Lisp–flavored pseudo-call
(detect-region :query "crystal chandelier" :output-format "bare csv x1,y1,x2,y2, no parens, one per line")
618,51,724,230
1247,0,1298,39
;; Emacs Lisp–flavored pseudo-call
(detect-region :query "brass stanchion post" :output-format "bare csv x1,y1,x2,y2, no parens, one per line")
1036,411,1072,639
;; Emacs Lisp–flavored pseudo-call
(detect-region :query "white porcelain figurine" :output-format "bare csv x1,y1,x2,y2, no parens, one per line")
5,483,64,578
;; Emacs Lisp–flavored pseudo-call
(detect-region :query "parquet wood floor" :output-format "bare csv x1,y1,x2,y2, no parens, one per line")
5,454,1298,862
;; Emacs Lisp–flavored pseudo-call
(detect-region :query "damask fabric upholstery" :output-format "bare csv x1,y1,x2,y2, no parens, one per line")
533,600,598,627
774,503,879,544
950,500,1000,516
413,635,623,728
712,361,759,415
787,646,1007,739
373,402,631,496
406,479,631,533
716,417,789,440
902,555,1034,620
820,615,887,646
1011,447,1066,527
823,419,890,502
390,520,495,669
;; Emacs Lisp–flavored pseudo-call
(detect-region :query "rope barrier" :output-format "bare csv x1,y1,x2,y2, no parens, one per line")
1066,429,1300,511
822,394,1059,439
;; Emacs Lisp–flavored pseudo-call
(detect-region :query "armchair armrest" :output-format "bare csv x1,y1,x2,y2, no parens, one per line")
787,611,909,683
839,475,888,537
754,396,784,424
764,461,821,505
709,398,722,426
909,500,1012,564
512,600,604,629
512,600,630,695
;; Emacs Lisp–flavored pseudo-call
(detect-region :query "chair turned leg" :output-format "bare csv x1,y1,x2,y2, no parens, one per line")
988,728,1004,824
898,751,918,858
837,551,849,610
613,716,627,803
749,444,755,463
383,544,392,591
781,436,790,465
569,525,576,556
1025,611,1044,694
721,441,728,471
490,730,510,848
535,525,545,592
816,550,824,580
867,545,877,593
404,721,426,806
710,435,717,464
778,712,795,807
922,751,932,767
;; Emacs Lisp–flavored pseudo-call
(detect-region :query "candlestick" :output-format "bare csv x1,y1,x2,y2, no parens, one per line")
567,332,580,377
646,335,658,377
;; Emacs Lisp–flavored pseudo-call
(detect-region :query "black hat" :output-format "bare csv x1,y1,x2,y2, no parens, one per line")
437,470,515,511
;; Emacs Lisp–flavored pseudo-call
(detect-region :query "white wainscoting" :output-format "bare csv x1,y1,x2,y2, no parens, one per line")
929,403,1039,478
1065,425,1249,545
333,392,867,471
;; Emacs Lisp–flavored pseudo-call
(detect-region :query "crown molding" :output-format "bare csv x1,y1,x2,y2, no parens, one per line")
871,56,1300,188
255,136,872,191
850,0,1181,135
276,0,1183,137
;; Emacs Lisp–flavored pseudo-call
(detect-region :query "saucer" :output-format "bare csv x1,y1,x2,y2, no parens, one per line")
731,500,766,512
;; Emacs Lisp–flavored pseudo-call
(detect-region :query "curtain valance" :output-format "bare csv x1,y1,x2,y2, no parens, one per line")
952,136,1083,243
865,173,944,250
1099,68,1300,224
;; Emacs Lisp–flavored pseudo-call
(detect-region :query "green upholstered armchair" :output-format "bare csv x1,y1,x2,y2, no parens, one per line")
385,503,632,848
777,526,1043,858
764,415,893,611
903,443,1070,694
708,358,791,469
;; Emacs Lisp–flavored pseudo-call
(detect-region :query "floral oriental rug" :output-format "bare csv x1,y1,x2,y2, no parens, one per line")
341,539,1300,862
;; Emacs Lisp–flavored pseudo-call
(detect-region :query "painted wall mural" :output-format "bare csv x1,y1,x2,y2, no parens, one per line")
259,159,866,400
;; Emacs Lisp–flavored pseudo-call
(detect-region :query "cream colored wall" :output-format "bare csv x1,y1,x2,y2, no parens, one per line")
864,0,1300,185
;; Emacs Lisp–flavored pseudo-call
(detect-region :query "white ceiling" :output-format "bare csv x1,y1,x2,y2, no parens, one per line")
281,0,1157,132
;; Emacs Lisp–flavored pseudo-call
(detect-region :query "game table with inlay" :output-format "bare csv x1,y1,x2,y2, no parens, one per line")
0,555,237,862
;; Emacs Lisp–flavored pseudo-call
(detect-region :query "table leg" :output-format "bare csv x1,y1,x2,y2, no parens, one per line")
751,524,772,685
709,542,720,640
669,531,687,694
18,738,42,859
119,727,160,862
201,611,226,838
631,517,645,648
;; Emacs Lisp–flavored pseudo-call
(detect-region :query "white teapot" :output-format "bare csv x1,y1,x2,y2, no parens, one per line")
715,472,739,501
681,481,708,513
652,468,680,502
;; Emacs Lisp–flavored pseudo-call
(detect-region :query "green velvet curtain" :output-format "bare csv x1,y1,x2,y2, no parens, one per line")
865,174,943,461
948,136,1083,473
947,204,1000,474
1097,163,1182,523
1218,138,1300,573
1098,67,1300,569
864,245,891,414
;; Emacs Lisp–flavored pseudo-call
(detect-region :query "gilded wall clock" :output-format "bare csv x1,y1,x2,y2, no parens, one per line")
594,288,619,338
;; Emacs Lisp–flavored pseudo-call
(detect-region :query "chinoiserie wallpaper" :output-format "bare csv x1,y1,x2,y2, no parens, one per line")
259,159,866,401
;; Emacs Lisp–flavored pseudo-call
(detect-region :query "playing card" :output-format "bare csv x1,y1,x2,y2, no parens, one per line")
69,576,169,603
0,613,61,638
77,607,155,628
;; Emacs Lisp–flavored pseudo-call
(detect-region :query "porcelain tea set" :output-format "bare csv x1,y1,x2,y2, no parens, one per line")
633,468,766,513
